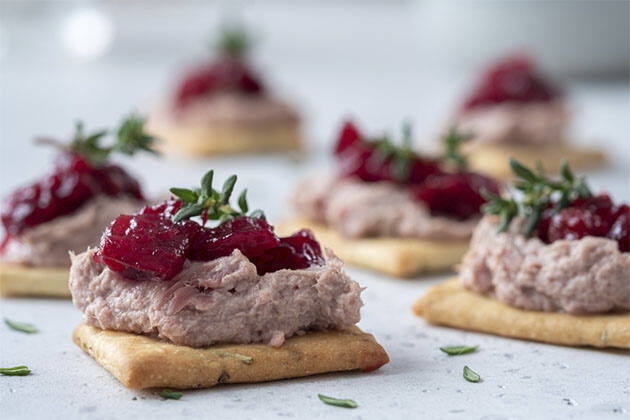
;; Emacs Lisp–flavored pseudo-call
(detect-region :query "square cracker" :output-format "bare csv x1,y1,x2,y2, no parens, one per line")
73,323,389,389
414,279,630,349
0,263,71,298
276,219,469,277
465,143,606,179
146,114,301,157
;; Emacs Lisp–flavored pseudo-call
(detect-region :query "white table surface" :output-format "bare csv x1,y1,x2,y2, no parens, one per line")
1,2,629,419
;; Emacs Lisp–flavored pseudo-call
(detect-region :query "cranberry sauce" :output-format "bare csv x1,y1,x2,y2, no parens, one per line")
175,58,264,108
536,193,629,252
0,152,143,245
412,172,501,221
94,200,325,281
333,121,500,220
462,54,558,112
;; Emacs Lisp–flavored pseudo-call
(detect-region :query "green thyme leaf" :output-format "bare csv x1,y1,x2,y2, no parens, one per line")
442,126,471,170
238,189,249,213
173,203,206,223
169,188,198,203
170,171,263,224
115,113,157,157
213,351,253,365
368,122,419,182
601,330,608,343
249,209,266,220
440,345,477,356
217,25,252,58
483,158,592,236
201,170,214,197
463,365,481,383
220,175,237,204
0,366,31,376
64,114,156,165
4,318,37,334
159,389,182,400
318,394,358,408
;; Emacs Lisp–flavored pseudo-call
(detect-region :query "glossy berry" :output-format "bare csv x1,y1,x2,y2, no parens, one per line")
95,204,325,280
538,194,629,252
463,55,558,111
175,58,264,108
94,213,192,281
412,172,501,220
334,120,442,185
1,152,143,240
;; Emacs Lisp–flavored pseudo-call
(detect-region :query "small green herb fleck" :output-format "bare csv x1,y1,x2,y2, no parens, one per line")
482,158,591,236
4,318,37,334
170,170,264,224
213,351,253,365
601,330,608,343
159,389,182,400
463,365,481,383
0,366,31,376
318,394,358,408
440,345,477,356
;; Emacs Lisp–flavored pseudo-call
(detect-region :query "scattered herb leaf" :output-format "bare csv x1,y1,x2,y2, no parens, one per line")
213,351,253,365
440,345,477,356
0,366,31,376
159,389,182,400
463,365,481,383
4,318,38,334
482,158,591,236
170,170,264,224
318,394,358,408
601,330,608,343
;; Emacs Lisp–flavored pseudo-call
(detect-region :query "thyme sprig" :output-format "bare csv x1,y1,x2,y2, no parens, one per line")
441,126,471,170
369,121,416,182
37,113,157,165
70,113,157,165
482,158,591,236
170,170,264,224
217,25,252,58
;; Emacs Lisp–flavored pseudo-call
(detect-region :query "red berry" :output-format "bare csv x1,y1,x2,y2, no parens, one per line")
412,172,500,220
547,207,602,242
94,204,326,280
463,54,558,111
608,205,629,252
94,213,192,281
334,121,361,155
188,216,280,262
1,152,143,239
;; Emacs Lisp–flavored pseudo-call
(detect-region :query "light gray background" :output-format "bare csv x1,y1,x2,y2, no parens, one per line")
1,2,629,419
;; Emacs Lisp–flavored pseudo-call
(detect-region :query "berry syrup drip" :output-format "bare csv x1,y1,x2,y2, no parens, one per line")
537,194,629,252
175,58,264,109
333,121,500,220
0,152,143,249
462,54,559,112
94,200,325,281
